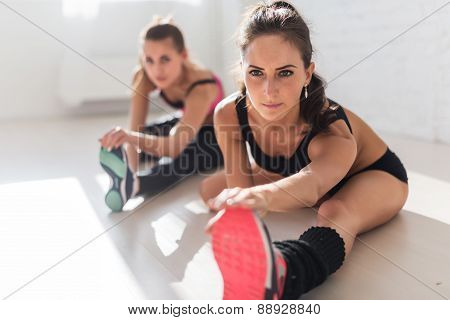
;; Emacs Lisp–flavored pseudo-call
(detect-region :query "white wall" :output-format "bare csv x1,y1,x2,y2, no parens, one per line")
0,0,241,119
1,0,449,144
290,0,450,143
1,1,65,120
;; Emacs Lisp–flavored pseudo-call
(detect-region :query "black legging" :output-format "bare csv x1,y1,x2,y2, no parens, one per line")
136,116,224,197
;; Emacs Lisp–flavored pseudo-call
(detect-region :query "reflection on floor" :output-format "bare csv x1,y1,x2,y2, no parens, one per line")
1,113,449,299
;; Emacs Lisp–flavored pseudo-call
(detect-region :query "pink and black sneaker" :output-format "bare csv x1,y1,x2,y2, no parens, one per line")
209,206,287,300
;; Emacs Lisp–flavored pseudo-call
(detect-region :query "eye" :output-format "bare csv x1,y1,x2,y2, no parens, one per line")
145,57,153,64
249,69,263,77
279,70,293,77
161,56,170,63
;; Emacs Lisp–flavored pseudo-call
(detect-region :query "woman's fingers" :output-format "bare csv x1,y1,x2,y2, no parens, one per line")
114,134,128,149
110,131,127,149
108,127,123,149
208,187,269,218
99,127,128,150
205,189,270,235
208,190,247,211
208,189,231,211
106,133,118,150
99,130,110,148
204,208,226,233
101,129,115,149
208,188,242,211
208,197,225,211
204,199,266,235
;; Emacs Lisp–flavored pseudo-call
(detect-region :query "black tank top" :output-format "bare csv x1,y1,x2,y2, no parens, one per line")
235,95,353,177
160,78,217,109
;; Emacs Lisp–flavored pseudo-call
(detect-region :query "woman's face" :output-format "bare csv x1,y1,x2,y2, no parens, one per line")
242,34,314,121
142,37,186,89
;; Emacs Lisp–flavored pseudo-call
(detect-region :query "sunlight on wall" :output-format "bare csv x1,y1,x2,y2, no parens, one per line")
62,0,203,19
62,0,100,19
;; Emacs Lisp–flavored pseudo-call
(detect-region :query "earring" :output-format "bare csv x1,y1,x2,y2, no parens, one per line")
304,85,308,99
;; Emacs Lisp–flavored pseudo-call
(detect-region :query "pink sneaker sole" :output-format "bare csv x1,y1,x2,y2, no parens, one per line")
211,207,271,300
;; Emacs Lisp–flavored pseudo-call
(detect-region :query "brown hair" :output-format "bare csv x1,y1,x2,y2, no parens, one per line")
238,1,335,134
132,16,186,94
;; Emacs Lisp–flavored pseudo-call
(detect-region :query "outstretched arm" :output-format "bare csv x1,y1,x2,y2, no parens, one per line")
208,130,357,214
253,133,357,211
101,84,217,158
130,84,216,158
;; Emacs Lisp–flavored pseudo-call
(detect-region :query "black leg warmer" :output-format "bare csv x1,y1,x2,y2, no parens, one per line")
273,226,346,299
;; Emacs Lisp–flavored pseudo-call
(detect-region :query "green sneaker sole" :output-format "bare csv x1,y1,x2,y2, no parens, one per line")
99,148,127,179
105,190,124,212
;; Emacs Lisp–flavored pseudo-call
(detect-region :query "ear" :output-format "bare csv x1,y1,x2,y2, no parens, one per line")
305,61,315,85
181,49,188,60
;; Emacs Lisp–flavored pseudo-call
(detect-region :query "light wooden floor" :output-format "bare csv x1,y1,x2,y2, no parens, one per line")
1,112,449,300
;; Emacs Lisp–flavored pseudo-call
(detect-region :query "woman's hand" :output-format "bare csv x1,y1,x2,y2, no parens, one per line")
207,187,270,217
204,186,271,234
99,126,132,151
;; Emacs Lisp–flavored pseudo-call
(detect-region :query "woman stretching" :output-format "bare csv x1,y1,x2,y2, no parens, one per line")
201,1,409,299
99,18,224,211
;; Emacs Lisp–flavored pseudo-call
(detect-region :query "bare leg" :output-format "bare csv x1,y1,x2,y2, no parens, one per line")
316,170,409,257
199,169,227,203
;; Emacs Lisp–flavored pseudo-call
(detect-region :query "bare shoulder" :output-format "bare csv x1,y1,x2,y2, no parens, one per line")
194,68,214,79
184,80,214,101
214,92,243,140
308,106,357,159
317,102,355,140
214,92,240,121
184,65,217,99
335,103,388,151
187,63,215,82
132,67,155,95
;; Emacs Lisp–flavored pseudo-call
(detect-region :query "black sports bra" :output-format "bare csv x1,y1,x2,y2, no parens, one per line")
235,95,353,177
160,78,217,109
